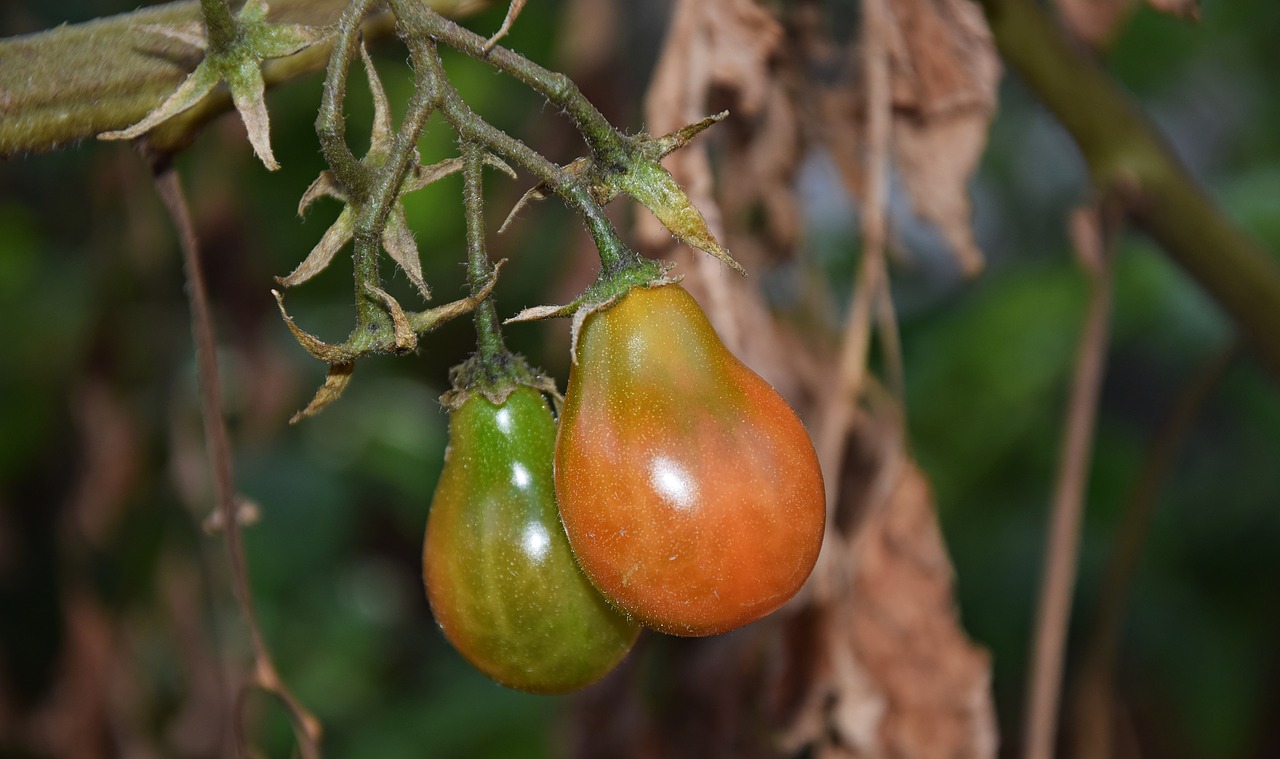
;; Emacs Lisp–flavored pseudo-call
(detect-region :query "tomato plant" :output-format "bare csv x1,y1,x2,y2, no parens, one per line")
423,385,639,693
555,283,826,637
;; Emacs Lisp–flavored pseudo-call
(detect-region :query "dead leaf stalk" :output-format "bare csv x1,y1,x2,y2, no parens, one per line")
1023,206,1114,759
152,164,322,759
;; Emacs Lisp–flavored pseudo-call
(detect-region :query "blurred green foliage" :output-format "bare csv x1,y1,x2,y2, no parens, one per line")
1,0,1279,758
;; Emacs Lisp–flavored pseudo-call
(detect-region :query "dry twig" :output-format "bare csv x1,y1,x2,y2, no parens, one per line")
1023,206,1115,759
151,161,321,759
1070,341,1238,759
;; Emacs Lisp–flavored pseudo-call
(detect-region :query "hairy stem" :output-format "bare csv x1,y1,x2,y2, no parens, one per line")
316,0,378,191
462,142,506,361
199,0,238,51
978,0,1280,383
392,0,624,166
0,0,484,157
399,24,638,274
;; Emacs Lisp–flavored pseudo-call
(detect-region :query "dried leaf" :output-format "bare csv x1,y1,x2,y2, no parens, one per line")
364,283,418,352
883,0,998,275
639,0,789,263
1054,0,1135,47
278,206,354,287
382,207,431,300
289,362,355,424
408,259,505,334
483,0,528,53
893,115,986,276
272,289,356,363
297,171,344,215
1146,0,1200,20
363,43,395,156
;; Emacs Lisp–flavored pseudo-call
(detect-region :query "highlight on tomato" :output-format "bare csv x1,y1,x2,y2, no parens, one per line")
555,282,826,637
423,383,639,693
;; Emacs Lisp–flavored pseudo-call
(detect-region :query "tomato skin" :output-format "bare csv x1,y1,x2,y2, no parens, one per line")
556,283,826,637
423,386,638,693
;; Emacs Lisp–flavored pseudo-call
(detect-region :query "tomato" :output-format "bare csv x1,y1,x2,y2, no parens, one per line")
423,386,639,693
555,283,825,637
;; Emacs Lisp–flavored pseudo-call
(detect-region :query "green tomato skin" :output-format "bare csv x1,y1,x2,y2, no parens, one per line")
423,386,639,694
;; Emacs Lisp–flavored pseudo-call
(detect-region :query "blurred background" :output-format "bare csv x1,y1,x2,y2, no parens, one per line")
1,0,1278,757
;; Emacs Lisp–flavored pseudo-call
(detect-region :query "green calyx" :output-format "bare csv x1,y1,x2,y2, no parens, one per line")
98,0,331,171
441,351,561,413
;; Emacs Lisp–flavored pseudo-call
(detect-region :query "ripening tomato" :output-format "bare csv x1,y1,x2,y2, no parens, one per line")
555,283,825,637
424,386,639,693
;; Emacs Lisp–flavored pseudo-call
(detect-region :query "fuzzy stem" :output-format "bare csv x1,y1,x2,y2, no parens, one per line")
349,38,438,329
400,24,641,275
317,0,377,191
199,0,238,51
391,0,626,166
461,142,507,363
0,0,483,158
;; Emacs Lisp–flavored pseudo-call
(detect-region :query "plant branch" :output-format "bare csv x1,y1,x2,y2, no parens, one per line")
462,142,506,361
152,161,320,759
1023,207,1114,759
1069,341,1238,759
392,1,624,165
398,23,642,276
0,0,486,158
315,0,378,190
977,0,1280,383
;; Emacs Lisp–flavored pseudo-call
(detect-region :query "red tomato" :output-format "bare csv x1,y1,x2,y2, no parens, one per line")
555,283,825,636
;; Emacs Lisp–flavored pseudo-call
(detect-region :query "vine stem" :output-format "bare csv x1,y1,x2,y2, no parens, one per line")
199,0,237,50
392,1,623,165
151,160,321,759
977,0,1280,383
316,0,377,190
461,141,506,362
395,20,638,275
1023,206,1114,759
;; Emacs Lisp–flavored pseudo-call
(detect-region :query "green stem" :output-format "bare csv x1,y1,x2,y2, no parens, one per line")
401,26,641,276
350,50,436,328
199,0,238,52
0,0,482,158
317,0,376,191
462,142,507,362
391,0,626,167
978,0,1280,382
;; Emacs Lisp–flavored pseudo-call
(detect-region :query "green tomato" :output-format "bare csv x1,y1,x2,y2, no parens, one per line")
423,385,639,693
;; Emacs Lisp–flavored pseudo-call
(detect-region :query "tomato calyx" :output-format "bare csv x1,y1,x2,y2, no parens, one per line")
440,349,560,412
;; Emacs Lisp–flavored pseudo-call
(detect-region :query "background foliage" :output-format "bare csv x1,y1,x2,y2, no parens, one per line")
1,0,1278,757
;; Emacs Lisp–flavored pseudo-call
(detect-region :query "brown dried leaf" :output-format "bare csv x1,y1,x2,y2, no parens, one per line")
278,205,354,288
381,207,431,300
1146,0,1200,20
637,0,793,266
884,0,998,276
1054,0,1135,47
364,283,418,352
290,362,355,424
